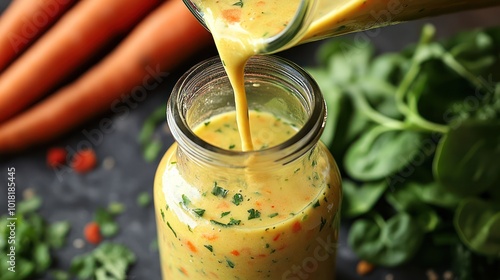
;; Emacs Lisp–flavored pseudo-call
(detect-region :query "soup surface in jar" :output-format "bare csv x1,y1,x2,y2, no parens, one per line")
154,110,341,279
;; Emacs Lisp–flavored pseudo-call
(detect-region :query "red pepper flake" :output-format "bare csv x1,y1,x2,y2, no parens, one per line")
292,221,302,233
71,149,97,173
273,233,281,241
84,222,102,245
186,241,198,253
47,147,67,168
230,250,240,256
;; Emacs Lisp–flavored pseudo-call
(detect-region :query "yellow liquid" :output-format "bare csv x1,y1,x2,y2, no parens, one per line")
154,111,341,279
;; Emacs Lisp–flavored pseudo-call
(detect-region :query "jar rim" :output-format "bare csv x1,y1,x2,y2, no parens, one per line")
167,55,326,166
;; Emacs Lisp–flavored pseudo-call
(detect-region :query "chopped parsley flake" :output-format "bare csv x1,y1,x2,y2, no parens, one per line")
211,182,229,198
204,245,213,252
228,218,241,226
221,211,231,218
167,221,177,238
232,193,243,205
312,200,320,208
210,218,241,228
192,208,205,217
226,258,235,268
247,209,261,220
268,213,279,218
232,0,243,7
181,194,191,206
320,217,327,232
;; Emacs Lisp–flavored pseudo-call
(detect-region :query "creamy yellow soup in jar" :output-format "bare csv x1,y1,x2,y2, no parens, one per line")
154,110,341,279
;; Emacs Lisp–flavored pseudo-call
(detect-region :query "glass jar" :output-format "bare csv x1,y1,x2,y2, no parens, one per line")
153,55,342,280
183,0,500,53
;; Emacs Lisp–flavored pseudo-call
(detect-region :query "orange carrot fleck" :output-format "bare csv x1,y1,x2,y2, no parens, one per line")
202,233,218,241
273,233,281,241
292,221,302,233
46,147,67,168
231,250,240,256
179,267,189,276
357,260,375,276
222,9,241,23
217,201,230,209
84,222,102,245
186,240,197,253
71,149,97,173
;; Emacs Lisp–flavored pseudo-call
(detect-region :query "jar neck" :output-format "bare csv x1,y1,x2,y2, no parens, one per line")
167,55,326,169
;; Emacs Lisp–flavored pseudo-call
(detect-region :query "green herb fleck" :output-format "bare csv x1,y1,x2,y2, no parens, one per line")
137,192,151,208
268,213,279,218
204,245,213,252
319,217,326,232
228,218,241,226
248,209,261,220
232,0,243,7
312,200,321,208
192,208,205,217
211,218,241,228
108,202,125,214
167,221,177,238
232,193,243,205
211,182,229,198
181,194,191,207
226,258,235,268
221,211,231,218
94,208,119,238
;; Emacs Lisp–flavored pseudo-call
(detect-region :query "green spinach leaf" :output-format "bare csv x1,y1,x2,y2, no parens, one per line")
348,212,424,267
433,120,500,196
345,126,423,181
342,180,387,218
454,198,500,256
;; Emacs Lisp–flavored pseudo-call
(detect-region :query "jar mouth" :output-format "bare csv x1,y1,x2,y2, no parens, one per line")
167,55,325,166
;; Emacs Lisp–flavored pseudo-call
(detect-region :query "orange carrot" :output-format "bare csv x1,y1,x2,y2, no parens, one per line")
0,0,161,123
0,0,212,153
0,0,75,71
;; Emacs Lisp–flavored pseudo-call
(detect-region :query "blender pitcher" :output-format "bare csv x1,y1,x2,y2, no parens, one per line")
183,0,500,53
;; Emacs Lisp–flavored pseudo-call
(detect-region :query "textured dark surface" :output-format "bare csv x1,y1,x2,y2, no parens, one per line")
0,1,499,279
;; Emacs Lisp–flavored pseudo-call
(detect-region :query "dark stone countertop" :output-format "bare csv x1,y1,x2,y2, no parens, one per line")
1,1,499,279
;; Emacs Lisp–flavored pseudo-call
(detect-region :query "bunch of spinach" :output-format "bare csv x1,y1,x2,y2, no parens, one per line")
307,24,500,276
